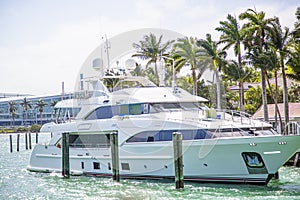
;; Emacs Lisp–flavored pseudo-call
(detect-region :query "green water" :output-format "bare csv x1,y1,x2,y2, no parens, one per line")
1,133,300,200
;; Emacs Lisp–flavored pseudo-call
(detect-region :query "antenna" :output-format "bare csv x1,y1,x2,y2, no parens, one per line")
102,34,111,71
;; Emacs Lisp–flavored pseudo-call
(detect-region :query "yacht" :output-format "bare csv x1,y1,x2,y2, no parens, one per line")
28,76,300,185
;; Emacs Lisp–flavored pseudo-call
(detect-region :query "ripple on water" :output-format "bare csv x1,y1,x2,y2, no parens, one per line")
1,134,300,200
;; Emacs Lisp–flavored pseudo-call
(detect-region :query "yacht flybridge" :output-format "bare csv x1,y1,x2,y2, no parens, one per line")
28,76,300,185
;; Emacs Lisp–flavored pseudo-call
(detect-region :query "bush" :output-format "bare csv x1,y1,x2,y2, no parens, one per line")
30,124,42,132
17,126,28,132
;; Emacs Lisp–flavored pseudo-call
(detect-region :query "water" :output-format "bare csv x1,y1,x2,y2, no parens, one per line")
1,133,300,200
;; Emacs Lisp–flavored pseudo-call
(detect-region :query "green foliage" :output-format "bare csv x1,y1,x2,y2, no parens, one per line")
244,87,262,114
30,124,42,132
288,82,300,102
177,76,193,94
132,33,174,86
173,36,207,95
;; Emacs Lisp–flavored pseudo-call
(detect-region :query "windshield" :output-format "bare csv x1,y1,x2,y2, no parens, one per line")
150,102,207,112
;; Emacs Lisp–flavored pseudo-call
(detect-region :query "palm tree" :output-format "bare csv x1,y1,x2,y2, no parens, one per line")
35,99,48,125
20,97,32,126
239,8,275,121
291,7,300,43
216,14,245,111
50,100,58,122
269,17,291,134
197,33,227,109
173,36,207,95
8,101,17,126
247,47,283,132
222,60,253,112
132,33,174,86
286,42,300,81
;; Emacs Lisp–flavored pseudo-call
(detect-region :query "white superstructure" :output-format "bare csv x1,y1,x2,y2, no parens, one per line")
28,76,300,185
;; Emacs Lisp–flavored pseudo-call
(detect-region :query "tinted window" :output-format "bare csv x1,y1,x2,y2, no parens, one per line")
86,104,148,120
242,152,265,168
126,129,212,143
69,134,110,148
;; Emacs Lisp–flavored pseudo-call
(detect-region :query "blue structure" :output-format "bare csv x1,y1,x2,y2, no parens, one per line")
0,93,73,126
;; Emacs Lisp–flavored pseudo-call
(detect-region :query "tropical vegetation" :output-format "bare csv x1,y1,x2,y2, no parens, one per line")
35,99,48,125
20,97,32,126
130,7,300,134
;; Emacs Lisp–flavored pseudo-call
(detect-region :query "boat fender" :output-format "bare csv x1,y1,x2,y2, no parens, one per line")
56,143,61,148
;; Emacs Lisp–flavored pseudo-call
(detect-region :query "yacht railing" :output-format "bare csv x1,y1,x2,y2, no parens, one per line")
212,123,251,137
286,122,300,135
214,109,255,126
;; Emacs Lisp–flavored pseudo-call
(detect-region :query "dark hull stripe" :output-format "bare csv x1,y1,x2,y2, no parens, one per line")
84,172,269,185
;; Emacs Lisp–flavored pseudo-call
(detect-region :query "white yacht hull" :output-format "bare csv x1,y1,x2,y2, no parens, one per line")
28,134,300,185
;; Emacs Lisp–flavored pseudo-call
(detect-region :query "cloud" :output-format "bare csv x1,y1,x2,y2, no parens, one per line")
0,19,102,94
0,0,298,95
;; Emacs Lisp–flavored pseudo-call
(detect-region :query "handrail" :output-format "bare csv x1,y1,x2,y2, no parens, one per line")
286,122,300,135
214,109,255,126
213,123,250,136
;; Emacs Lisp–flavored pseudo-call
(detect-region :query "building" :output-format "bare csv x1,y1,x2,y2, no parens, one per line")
253,103,300,134
0,93,31,99
0,93,73,126
229,77,299,91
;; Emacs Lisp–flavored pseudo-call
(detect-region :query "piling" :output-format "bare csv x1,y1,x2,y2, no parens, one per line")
35,132,39,144
9,135,13,153
172,132,184,189
25,133,28,150
110,131,120,182
16,134,20,152
62,132,70,178
294,152,300,167
28,132,32,149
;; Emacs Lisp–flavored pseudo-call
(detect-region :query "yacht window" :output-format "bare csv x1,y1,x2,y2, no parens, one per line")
121,163,130,170
161,103,181,110
86,104,148,120
126,129,213,143
120,105,129,115
242,152,265,168
129,104,141,115
69,134,110,148
93,162,100,169
85,106,114,120
180,102,201,110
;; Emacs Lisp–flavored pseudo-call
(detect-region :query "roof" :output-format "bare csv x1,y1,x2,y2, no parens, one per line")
253,102,300,120
229,77,300,91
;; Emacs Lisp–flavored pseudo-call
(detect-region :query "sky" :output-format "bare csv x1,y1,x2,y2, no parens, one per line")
0,0,298,95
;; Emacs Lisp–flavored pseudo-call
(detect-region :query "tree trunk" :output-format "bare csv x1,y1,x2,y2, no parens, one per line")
266,72,283,134
274,71,281,133
261,69,269,121
239,81,245,112
215,69,221,110
192,68,197,96
154,61,160,86
281,58,289,135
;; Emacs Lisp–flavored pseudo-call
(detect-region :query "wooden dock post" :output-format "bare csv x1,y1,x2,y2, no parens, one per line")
25,133,28,150
110,131,120,182
28,132,32,149
294,152,300,167
35,132,39,144
16,134,20,152
62,132,70,178
172,132,184,189
9,135,13,153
